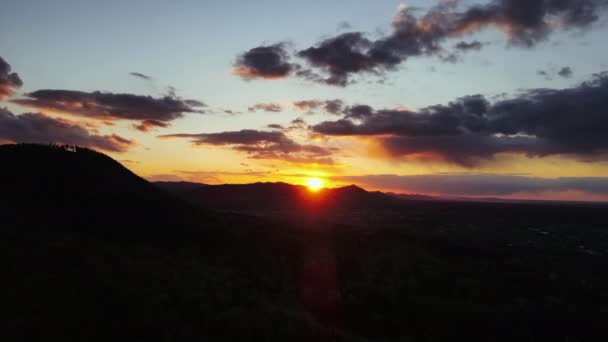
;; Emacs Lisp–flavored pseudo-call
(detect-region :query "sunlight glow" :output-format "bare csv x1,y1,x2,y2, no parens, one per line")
306,177,324,192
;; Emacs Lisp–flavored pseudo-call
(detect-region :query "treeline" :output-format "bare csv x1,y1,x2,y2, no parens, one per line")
1,143,97,154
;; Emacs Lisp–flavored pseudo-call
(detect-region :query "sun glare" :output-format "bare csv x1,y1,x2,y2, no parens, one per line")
306,177,324,192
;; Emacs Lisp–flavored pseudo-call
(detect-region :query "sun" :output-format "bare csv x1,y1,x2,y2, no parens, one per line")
306,177,324,192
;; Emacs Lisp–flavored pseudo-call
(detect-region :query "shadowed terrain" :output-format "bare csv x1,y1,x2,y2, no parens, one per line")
3,144,608,341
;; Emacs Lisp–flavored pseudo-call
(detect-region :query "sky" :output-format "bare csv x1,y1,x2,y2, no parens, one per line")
2,0,608,201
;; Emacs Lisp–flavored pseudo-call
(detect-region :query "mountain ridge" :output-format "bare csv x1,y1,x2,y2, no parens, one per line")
0,143,210,236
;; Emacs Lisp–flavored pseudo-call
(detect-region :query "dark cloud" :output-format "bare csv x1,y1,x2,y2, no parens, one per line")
292,99,345,114
11,90,205,130
558,66,573,78
454,40,484,51
289,118,307,129
233,43,298,80
324,99,344,114
297,32,377,86
241,1,607,85
344,104,375,119
379,134,544,167
0,56,23,100
248,102,283,112
160,129,337,164
129,72,152,80
267,124,284,130
161,129,286,146
134,119,171,132
0,108,135,152
334,174,608,197
313,72,608,166
450,0,608,47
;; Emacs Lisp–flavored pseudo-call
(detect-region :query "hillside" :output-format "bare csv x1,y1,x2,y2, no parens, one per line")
3,144,608,341
0,144,363,341
0,144,208,236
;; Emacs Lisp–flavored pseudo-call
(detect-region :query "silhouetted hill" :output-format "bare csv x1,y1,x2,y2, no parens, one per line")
4,144,608,341
0,144,205,236
155,180,209,195
155,181,407,213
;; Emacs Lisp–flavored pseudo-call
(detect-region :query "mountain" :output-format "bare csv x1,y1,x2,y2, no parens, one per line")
0,144,206,236
4,144,608,341
155,181,407,213
386,192,438,201
1,144,367,341
154,180,209,195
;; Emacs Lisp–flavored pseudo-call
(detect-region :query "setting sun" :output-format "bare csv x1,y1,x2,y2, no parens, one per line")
306,177,324,192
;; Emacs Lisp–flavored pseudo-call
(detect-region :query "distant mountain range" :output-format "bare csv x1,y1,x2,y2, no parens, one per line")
154,181,428,213
155,180,607,213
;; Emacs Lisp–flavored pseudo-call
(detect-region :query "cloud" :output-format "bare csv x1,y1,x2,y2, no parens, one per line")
159,129,338,164
239,1,608,85
232,43,298,80
223,109,241,115
537,69,550,79
558,66,573,78
344,104,374,119
129,72,152,80
537,66,574,79
146,169,274,184
11,89,205,130
337,21,353,31
0,108,135,152
248,102,282,112
133,119,171,132
0,56,23,100
267,124,284,130
292,99,345,114
454,40,484,51
293,100,323,111
291,118,306,126
161,129,286,146
297,32,377,86
450,0,608,46
324,99,344,114
313,72,608,166
333,173,608,197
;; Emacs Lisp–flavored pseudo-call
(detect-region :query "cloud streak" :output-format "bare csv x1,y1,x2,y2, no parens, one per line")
0,108,135,152
160,129,338,164
133,119,171,132
248,102,283,112
11,89,205,130
129,72,153,80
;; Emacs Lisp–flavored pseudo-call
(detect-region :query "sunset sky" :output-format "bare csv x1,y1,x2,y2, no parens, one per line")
2,0,608,201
